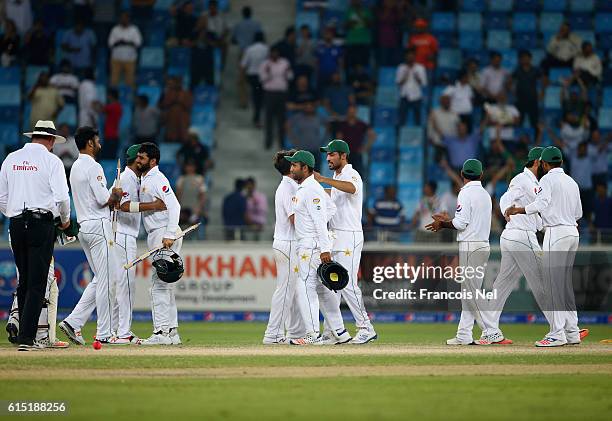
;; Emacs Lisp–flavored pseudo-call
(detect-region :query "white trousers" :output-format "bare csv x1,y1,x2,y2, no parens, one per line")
481,229,548,337
113,232,137,338
65,219,117,339
263,240,305,340
295,238,346,335
325,230,372,332
455,241,490,342
148,227,183,333
542,226,580,341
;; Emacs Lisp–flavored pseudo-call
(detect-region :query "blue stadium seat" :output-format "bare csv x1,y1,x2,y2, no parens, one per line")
119,106,132,134
96,85,107,103
595,14,612,33
357,105,370,124
485,12,509,30
370,162,396,185
370,147,395,162
373,107,398,126
397,183,422,220
25,66,48,89
515,0,538,11
432,32,455,48
193,85,219,105
461,0,485,11
169,47,191,69
598,108,612,129
372,127,396,149
430,86,446,109
500,50,518,70
0,85,20,106
100,160,118,186
458,13,482,31
137,69,164,86
137,85,161,105
0,67,20,85
575,31,596,47
488,0,513,12
438,49,463,70
544,87,562,110
296,12,320,36
398,163,423,183
191,104,216,127
139,47,164,69
431,13,456,32
56,104,77,127
321,10,346,32
327,0,349,11
190,124,214,147
486,31,512,50
398,146,423,166
569,0,594,11
0,123,19,147
549,68,573,85
146,28,166,47
512,13,537,32
377,67,396,87
530,49,546,66
375,86,399,108
459,32,483,50
513,33,538,49
539,13,564,33
159,143,181,164
399,127,424,147
602,88,612,107
203,0,229,11
154,0,173,10
542,0,567,11
568,14,593,31
600,34,612,51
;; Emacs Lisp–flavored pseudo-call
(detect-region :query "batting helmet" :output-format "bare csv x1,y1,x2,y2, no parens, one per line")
317,260,349,292
152,248,184,283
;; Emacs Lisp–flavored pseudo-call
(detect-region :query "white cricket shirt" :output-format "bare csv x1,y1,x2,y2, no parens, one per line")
70,153,112,223
452,180,492,242
524,168,582,227
329,164,363,232
499,168,542,232
0,142,70,222
273,176,297,241
140,165,180,239
117,166,141,238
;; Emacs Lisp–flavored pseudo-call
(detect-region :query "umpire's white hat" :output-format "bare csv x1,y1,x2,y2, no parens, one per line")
23,120,66,143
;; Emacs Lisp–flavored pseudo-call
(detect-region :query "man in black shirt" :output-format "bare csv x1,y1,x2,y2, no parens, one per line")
512,50,543,132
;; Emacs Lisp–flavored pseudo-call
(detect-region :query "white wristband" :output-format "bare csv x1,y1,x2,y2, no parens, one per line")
129,202,140,213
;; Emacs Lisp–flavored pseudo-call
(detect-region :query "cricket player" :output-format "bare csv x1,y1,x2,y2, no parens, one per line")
315,139,377,344
262,149,306,344
135,142,183,346
59,127,122,344
505,146,587,347
286,150,352,345
426,159,491,345
479,147,546,345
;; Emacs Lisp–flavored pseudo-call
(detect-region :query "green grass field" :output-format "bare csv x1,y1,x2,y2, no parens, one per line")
1,322,611,420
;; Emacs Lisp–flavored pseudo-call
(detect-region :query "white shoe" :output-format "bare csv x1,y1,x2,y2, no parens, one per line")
262,336,289,345
169,329,182,345
535,337,567,347
109,336,137,345
139,332,172,346
18,342,46,351
36,337,70,348
446,337,475,345
352,328,377,345
59,321,85,345
289,332,322,345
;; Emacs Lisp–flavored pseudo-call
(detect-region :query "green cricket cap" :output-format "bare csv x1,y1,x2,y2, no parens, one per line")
320,139,350,154
541,146,563,163
126,144,141,161
462,158,483,176
286,150,316,168
527,146,544,162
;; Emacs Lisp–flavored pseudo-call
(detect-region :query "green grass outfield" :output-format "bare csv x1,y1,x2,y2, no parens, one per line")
1,322,611,421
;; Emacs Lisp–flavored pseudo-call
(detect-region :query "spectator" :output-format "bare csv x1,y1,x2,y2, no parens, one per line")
78,68,99,127
484,93,520,147
593,184,612,243
176,128,212,175
295,24,316,80
174,1,198,46
203,0,229,67
259,46,292,149
542,22,581,72
427,93,459,160
369,185,403,230
52,123,79,180
582,101,599,135
396,48,427,126
546,114,587,163
28,72,64,129
50,60,80,104
376,0,403,66
99,88,122,160
465,58,483,99
480,51,509,102
244,177,268,240
442,121,483,171
222,178,247,241
274,26,297,69
191,28,216,88
350,64,374,105
232,6,262,52
0,19,19,67
344,0,373,73
160,76,193,143
323,71,355,120
74,0,94,26
241,31,269,126
176,159,207,228
412,181,441,243
287,74,317,113
407,18,438,71
316,26,343,90
336,104,376,177
133,94,160,143
589,131,610,187
443,70,474,131
286,101,325,168
483,136,512,187
108,11,142,88
23,19,52,66
571,142,593,221
573,41,602,87
512,50,544,131
5,0,32,36
61,21,96,74
561,75,588,117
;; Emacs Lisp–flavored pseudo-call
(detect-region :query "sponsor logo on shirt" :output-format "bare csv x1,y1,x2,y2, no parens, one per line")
97,175,103,181
162,185,169,193
12,161,38,172
313,198,320,204
534,186,542,195
122,192,129,197
291,196,297,203
456,204,462,213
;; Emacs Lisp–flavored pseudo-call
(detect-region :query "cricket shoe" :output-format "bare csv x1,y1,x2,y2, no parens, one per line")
138,332,172,346
535,337,567,347
5,321,18,344
476,332,513,345
352,328,377,345
262,336,289,345
566,329,590,345
446,337,476,345
17,341,46,352
109,336,138,345
59,321,85,345
169,328,182,345
36,337,69,348
315,329,352,345
289,333,322,345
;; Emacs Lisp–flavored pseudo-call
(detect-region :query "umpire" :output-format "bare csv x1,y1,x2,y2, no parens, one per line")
0,120,71,351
